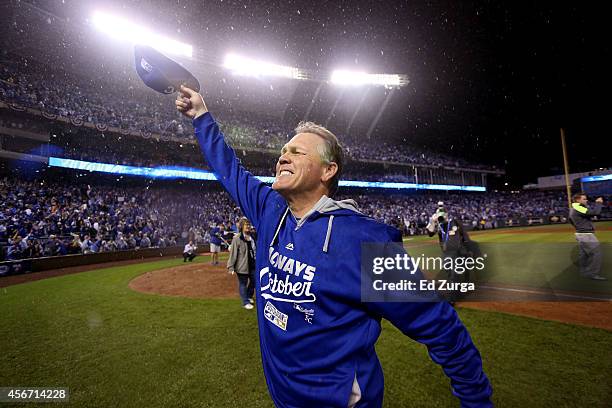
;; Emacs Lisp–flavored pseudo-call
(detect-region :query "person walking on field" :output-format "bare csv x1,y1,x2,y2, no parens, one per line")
227,217,256,309
569,193,606,280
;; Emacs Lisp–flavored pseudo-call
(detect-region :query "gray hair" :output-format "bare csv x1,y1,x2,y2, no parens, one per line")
294,121,343,195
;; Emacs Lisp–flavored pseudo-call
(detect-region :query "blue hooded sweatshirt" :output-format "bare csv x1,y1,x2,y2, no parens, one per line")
193,112,492,408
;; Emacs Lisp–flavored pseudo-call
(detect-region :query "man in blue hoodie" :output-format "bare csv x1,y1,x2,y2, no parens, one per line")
176,85,492,408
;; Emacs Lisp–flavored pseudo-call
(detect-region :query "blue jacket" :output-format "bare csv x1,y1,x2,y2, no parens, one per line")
210,227,223,245
193,113,492,408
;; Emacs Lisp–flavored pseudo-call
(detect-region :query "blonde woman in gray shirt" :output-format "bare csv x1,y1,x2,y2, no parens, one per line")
227,218,256,309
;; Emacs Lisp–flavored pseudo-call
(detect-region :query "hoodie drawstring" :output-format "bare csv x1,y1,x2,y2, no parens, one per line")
323,215,334,253
270,207,290,247
270,207,335,253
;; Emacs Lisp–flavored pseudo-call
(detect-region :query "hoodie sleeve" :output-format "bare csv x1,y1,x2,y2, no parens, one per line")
367,300,492,407
365,228,492,407
192,112,279,229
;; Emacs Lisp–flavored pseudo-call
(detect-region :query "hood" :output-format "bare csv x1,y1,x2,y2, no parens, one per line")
270,195,362,253
296,195,360,225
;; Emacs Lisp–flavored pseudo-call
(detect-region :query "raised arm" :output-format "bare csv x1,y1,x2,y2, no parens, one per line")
572,201,603,218
175,86,279,229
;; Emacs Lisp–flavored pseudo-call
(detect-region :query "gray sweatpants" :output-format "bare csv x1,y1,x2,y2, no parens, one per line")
575,233,602,277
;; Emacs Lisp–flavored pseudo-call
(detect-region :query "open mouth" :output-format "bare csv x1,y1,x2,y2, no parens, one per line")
278,170,294,177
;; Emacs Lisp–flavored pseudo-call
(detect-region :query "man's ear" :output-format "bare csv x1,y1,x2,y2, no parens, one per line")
321,162,338,183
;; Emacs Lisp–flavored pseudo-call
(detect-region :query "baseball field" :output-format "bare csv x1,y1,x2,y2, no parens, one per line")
1,223,611,407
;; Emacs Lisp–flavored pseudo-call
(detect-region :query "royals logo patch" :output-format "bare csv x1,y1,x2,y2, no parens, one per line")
293,303,314,324
140,57,153,73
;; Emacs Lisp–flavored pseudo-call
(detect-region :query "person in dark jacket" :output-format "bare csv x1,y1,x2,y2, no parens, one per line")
427,205,472,303
569,193,606,280
227,217,256,309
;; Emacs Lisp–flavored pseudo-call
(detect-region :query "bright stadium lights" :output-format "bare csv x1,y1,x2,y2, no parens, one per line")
223,54,302,79
91,11,192,58
330,70,403,87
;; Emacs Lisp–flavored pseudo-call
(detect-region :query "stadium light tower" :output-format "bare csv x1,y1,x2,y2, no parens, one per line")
330,70,405,88
223,54,303,79
91,11,193,58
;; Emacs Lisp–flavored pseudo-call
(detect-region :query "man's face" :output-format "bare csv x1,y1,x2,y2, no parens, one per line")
242,222,252,234
273,133,327,195
576,195,588,205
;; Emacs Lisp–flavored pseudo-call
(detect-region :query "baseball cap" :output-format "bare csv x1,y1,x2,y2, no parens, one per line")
134,45,200,94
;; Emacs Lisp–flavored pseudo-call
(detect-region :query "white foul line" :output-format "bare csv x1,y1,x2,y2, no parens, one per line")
478,285,612,301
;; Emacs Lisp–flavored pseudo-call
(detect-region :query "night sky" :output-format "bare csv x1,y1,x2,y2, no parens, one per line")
10,1,611,187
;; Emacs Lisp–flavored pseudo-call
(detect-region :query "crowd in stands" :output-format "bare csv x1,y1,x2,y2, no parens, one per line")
55,147,425,182
0,54,496,170
344,143,488,169
0,178,240,261
0,55,581,263
3,175,600,262
1,112,429,182
2,111,480,185
350,191,574,234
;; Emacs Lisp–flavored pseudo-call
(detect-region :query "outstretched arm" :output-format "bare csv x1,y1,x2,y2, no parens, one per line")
364,230,492,407
572,201,602,218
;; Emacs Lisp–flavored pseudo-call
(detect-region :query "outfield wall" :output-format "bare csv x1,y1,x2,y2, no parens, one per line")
0,244,210,278
460,216,611,231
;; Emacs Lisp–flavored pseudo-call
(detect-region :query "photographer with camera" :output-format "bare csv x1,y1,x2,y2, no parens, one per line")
427,202,472,304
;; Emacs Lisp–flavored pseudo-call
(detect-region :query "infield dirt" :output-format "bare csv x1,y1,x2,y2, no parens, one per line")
128,263,612,331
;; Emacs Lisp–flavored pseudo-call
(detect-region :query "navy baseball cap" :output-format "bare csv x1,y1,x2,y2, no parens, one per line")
134,44,200,94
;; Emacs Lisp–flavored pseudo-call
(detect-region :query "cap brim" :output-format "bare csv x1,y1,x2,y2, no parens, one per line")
134,44,200,94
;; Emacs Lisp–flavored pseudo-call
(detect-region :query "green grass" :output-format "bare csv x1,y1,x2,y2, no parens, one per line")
403,222,612,295
1,256,271,408
403,222,612,244
1,228,611,407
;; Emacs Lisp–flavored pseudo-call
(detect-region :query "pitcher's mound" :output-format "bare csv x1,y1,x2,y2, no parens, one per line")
129,263,237,299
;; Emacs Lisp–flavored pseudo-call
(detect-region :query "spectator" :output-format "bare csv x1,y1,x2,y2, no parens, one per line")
226,218,256,309
183,240,197,262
